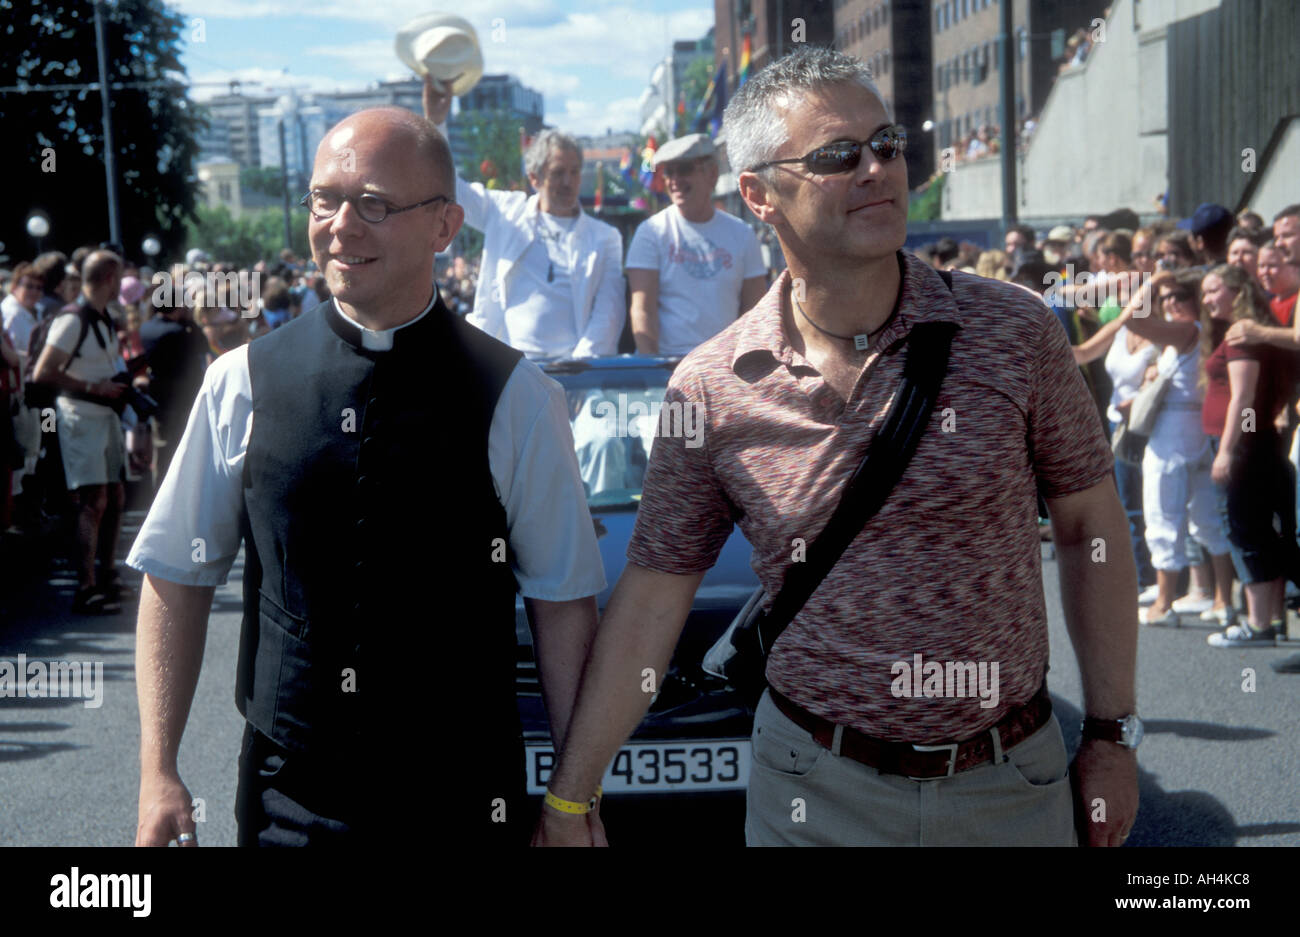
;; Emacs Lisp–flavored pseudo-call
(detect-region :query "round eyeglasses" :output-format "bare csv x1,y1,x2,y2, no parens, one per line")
749,124,907,176
300,189,450,224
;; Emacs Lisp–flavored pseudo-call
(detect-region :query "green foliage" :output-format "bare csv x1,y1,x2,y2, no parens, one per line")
456,111,525,189
679,57,712,136
185,204,311,268
908,172,945,222
0,0,202,264
239,165,288,199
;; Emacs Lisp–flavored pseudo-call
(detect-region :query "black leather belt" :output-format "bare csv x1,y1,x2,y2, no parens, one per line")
769,682,1053,780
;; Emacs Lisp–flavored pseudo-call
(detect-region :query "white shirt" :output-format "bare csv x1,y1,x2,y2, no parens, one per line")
126,293,607,602
626,205,766,356
2,294,37,361
506,212,582,357
46,305,124,419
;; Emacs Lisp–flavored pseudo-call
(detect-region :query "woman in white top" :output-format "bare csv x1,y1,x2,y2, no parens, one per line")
1074,319,1157,590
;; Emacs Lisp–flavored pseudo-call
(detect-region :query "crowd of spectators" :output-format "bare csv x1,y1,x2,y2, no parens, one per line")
5,196,1300,671
915,202,1300,662
0,243,339,607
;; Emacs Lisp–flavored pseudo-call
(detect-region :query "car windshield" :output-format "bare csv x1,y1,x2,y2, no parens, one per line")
559,371,670,510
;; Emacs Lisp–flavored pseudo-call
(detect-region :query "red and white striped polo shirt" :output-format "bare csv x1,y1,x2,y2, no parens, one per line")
627,249,1114,743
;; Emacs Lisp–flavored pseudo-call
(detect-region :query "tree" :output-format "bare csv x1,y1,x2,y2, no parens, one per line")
239,166,287,200
185,204,311,269
454,111,526,190
0,0,202,266
678,57,712,137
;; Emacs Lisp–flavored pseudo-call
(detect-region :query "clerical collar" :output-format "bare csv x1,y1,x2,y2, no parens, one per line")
332,286,439,351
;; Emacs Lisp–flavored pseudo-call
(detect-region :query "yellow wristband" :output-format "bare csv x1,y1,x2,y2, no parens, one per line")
544,789,597,815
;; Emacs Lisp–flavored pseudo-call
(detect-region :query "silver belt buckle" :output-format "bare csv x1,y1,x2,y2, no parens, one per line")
908,742,959,780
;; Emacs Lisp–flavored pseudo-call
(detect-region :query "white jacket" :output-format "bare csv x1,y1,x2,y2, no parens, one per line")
457,178,625,358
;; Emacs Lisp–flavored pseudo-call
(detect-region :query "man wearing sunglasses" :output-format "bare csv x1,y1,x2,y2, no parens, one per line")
626,133,767,356
536,47,1138,848
129,107,606,847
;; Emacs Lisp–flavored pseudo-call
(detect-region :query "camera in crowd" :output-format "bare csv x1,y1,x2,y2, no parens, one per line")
111,371,161,421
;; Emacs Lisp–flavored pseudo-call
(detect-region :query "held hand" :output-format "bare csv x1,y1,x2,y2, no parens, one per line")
1070,740,1138,847
423,76,451,125
135,772,198,847
531,803,599,847
95,380,128,400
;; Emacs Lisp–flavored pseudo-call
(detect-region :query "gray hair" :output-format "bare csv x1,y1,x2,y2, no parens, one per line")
524,129,583,179
723,46,891,176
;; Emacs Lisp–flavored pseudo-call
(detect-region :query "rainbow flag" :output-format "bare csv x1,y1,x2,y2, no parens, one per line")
594,161,604,213
739,33,751,87
638,134,658,190
619,147,633,180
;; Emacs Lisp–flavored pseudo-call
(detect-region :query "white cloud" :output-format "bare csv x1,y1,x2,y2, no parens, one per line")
557,95,643,137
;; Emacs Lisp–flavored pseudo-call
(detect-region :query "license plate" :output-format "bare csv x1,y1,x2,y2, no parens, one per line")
526,740,751,794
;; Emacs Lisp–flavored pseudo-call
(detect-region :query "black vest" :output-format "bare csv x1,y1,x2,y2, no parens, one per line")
237,297,524,783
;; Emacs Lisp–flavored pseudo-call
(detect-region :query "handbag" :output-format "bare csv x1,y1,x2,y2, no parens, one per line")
701,318,959,707
1110,419,1146,466
1127,346,1196,437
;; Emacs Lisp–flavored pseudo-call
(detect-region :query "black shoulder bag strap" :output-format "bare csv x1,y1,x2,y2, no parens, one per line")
755,274,959,657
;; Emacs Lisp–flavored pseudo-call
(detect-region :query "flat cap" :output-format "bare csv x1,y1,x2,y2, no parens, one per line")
1046,225,1074,242
654,133,716,167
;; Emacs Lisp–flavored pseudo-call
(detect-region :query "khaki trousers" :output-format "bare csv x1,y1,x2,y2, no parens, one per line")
745,689,1078,846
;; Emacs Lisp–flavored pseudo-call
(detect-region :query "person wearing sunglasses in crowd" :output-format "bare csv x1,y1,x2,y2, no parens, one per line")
535,47,1139,848
625,133,768,356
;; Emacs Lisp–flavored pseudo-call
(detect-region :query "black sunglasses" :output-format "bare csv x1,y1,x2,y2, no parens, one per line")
749,124,907,175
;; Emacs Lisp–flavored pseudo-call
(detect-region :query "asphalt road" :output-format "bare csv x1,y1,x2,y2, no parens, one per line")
1,518,1297,847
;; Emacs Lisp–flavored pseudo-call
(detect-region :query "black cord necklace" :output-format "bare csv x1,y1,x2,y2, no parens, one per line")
793,297,893,351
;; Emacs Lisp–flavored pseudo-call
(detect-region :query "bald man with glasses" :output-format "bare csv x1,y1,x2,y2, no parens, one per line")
129,107,606,847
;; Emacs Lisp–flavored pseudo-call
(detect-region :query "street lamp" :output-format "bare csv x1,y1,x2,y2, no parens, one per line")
26,213,50,254
142,236,161,260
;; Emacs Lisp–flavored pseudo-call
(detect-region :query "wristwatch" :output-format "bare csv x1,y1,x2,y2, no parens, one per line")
1081,713,1144,749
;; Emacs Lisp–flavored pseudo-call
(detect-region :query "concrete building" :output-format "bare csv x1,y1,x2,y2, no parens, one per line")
833,0,936,185
714,0,835,92
201,91,276,169
930,0,1109,164
637,36,713,140
938,0,1298,224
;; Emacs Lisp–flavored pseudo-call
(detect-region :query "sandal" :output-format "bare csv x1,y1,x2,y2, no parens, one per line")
72,586,122,615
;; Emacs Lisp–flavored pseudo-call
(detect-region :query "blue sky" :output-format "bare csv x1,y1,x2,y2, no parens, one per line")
173,0,714,135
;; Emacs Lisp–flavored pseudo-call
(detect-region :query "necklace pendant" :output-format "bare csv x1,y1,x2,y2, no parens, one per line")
853,333,869,351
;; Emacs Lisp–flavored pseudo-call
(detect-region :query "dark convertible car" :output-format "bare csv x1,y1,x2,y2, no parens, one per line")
515,356,758,824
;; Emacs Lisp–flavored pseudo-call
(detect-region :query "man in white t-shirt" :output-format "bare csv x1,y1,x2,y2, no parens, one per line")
626,133,768,356
424,80,625,360
32,250,130,614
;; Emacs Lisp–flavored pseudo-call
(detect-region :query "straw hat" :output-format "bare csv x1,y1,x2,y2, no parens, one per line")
395,13,483,95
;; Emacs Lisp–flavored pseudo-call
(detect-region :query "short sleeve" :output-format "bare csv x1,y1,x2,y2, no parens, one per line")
625,219,661,271
126,347,250,585
44,312,82,355
626,372,735,573
489,362,607,601
1027,310,1115,499
741,227,767,279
